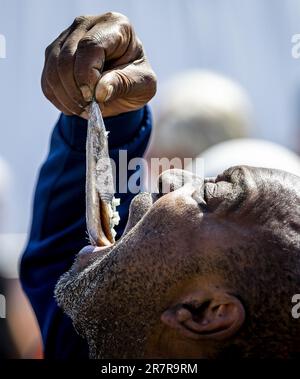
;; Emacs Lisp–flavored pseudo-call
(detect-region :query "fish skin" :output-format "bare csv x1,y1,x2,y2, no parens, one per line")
86,101,115,246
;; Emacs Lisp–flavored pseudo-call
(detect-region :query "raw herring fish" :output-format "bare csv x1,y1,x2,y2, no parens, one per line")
86,100,120,246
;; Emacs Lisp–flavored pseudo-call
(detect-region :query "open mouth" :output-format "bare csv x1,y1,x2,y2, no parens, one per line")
86,168,217,248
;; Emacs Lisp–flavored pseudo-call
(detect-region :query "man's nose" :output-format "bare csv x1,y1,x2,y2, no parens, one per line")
157,169,204,199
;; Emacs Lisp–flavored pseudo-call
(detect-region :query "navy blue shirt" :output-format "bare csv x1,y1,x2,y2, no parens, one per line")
20,106,152,359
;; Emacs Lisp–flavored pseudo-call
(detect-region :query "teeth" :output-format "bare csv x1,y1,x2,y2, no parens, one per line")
112,197,121,207
112,212,120,225
111,228,117,239
107,198,121,229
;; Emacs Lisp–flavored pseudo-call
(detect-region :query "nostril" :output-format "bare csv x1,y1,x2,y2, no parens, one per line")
204,181,234,210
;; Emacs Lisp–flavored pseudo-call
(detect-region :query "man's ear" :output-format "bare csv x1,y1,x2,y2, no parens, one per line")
161,290,245,341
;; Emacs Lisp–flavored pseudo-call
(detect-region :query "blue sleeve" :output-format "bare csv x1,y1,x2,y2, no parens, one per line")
20,106,152,359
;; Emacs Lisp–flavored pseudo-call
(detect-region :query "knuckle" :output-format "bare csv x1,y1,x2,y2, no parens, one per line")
45,42,54,58
118,18,133,37
119,17,131,31
143,69,157,95
102,11,115,19
103,11,127,21
77,35,100,50
45,45,59,65
72,15,89,27
104,11,132,31
149,70,158,86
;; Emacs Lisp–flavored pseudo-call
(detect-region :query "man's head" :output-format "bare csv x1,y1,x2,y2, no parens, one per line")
55,166,300,358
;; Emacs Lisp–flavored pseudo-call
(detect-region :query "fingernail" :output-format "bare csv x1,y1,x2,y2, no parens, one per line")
104,85,114,102
80,85,93,102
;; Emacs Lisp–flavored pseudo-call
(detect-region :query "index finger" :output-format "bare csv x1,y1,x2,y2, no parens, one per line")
74,13,139,102
57,16,98,107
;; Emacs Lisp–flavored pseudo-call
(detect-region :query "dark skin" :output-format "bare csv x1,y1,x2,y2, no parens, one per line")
56,166,300,358
41,12,156,118
44,12,300,358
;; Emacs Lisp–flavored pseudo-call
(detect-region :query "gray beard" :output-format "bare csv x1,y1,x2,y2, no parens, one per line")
55,222,208,359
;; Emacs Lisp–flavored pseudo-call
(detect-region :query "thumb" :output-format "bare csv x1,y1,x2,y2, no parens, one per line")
95,58,157,103
95,68,133,103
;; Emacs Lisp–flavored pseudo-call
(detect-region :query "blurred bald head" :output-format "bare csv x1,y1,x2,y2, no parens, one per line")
147,70,253,161
191,138,300,178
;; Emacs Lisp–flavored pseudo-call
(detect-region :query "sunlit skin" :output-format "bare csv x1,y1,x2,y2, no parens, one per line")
56,166,300,358
41,12,156,119
41,12,300,359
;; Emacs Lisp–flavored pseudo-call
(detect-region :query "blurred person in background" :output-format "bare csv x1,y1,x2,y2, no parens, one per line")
192,138,300,178
0,157,42,359
0,158,17,358
0,274,17,359
146,69,253,165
